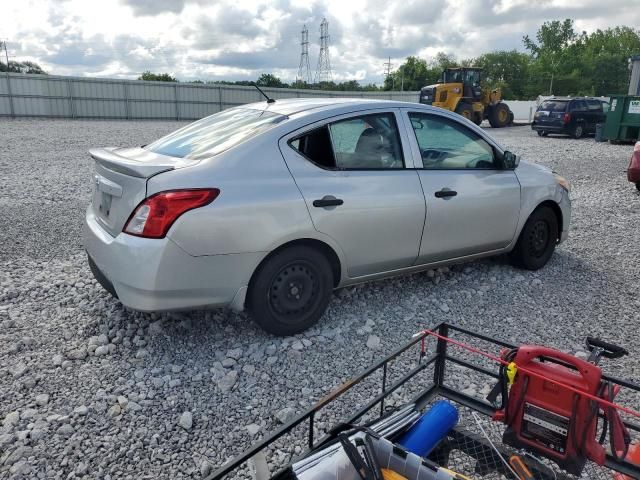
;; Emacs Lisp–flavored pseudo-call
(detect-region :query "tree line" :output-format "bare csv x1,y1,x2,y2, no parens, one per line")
383,20,640,99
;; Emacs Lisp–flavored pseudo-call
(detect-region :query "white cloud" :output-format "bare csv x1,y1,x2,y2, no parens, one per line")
1,0,639,84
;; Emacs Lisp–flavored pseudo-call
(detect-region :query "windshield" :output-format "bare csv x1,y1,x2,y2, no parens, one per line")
539,100,568,112
145,108,286,160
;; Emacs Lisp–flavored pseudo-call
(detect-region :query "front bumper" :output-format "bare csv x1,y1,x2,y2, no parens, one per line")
558,188,571,243
83,207,263,312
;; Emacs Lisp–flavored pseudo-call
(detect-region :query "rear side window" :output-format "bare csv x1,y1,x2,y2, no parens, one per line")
539,100,568,112
290,113,404,170
145,108,286,160
572,100,588,112
587,100,603,112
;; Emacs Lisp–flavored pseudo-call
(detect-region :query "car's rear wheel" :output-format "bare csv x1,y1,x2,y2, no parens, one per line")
509,206,559,270
572,124,584,139
247,246,333,336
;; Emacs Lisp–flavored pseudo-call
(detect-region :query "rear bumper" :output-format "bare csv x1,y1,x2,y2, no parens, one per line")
83,207,262,312
531,123,568,134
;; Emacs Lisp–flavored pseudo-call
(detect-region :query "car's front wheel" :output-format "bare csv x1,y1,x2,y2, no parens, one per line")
247,246,333,336
509,206,559,270
537,130,548,137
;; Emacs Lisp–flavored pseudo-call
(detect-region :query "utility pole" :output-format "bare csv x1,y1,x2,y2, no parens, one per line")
1,40,14,117
315,18,332,84
296,25,311,85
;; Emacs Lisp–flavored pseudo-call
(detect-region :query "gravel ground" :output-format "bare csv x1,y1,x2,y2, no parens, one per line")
1,119,640,479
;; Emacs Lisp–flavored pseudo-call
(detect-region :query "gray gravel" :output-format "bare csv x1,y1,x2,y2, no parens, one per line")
1,119,640,479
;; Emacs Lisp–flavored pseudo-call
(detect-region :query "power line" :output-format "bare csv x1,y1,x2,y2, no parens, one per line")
296,25,311,84
315,18,332,84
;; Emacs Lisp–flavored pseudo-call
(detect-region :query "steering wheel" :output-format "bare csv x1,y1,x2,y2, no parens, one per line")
422,149,447,166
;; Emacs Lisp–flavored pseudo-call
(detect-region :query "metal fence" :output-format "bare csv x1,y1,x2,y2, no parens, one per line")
0,73,421,120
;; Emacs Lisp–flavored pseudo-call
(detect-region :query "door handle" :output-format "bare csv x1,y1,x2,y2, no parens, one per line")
313,196,344,208
434,189,457,198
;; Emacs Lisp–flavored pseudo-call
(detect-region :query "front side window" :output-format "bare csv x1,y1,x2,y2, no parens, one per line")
290,112,404,170
145,108,286,160
408,113,496,169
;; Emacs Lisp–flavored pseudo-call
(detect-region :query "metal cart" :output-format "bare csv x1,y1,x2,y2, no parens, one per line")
207,323,640,480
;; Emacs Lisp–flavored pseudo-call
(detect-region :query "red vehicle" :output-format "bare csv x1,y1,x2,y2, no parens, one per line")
629,142,640,191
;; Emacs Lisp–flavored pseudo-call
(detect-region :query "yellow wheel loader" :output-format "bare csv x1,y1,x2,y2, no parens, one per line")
419,67,513,127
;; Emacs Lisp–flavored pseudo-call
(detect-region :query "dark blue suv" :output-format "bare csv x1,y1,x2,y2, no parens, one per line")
532,97,609,139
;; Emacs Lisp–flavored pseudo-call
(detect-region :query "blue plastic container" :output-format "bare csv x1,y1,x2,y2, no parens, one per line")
396,400,459,457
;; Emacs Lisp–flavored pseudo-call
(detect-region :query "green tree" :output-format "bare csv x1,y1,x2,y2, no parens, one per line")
256,73,287,88
473,50,531,99
523,19,577,94
0,60,47,74
576,27,640,95
138,71,177,82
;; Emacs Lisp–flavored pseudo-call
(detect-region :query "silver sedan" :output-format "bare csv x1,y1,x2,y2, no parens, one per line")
83,98,571,336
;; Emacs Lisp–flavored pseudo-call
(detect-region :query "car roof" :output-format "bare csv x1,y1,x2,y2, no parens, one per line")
238,98,422,117
542,97,604,102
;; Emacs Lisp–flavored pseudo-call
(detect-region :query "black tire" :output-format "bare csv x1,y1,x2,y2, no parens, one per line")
508,110,514,125
455,103,474,122
509,206,559,270
636,182,640,192
488,103,510,128
572,124,584,139
537,130,548,137
247,246,333,336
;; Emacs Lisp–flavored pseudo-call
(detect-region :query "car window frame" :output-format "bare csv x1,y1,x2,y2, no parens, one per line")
404,110,504,171
285,108,412,171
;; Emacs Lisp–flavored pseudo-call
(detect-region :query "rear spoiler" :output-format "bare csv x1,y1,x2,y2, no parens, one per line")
89,147,196,178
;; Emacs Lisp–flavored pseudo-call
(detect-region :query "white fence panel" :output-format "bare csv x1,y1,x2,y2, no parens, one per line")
0,72,541,122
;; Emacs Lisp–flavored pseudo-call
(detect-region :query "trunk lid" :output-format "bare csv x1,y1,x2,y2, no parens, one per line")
89,147,198,237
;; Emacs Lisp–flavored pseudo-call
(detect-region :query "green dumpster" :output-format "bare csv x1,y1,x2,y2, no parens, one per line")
603,95,640,142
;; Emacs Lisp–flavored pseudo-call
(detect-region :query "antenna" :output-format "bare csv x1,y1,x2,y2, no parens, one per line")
253,83,275,103
315,18,332,84
296,25,311,84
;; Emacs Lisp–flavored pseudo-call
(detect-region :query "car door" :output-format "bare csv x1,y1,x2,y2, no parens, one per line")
278,109,426,278
571,100,590,131
401,110,521,263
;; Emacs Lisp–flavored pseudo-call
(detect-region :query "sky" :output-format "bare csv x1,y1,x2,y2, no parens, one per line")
2,0,640,85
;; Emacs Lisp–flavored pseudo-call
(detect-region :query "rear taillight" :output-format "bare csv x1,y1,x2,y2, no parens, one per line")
124,189,219,239
563,113,571,124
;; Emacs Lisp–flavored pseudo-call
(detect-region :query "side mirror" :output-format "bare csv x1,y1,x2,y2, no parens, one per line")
502,150,519,169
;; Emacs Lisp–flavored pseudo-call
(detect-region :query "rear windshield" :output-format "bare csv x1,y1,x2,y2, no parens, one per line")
145,108,286,160
539,100,568,112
